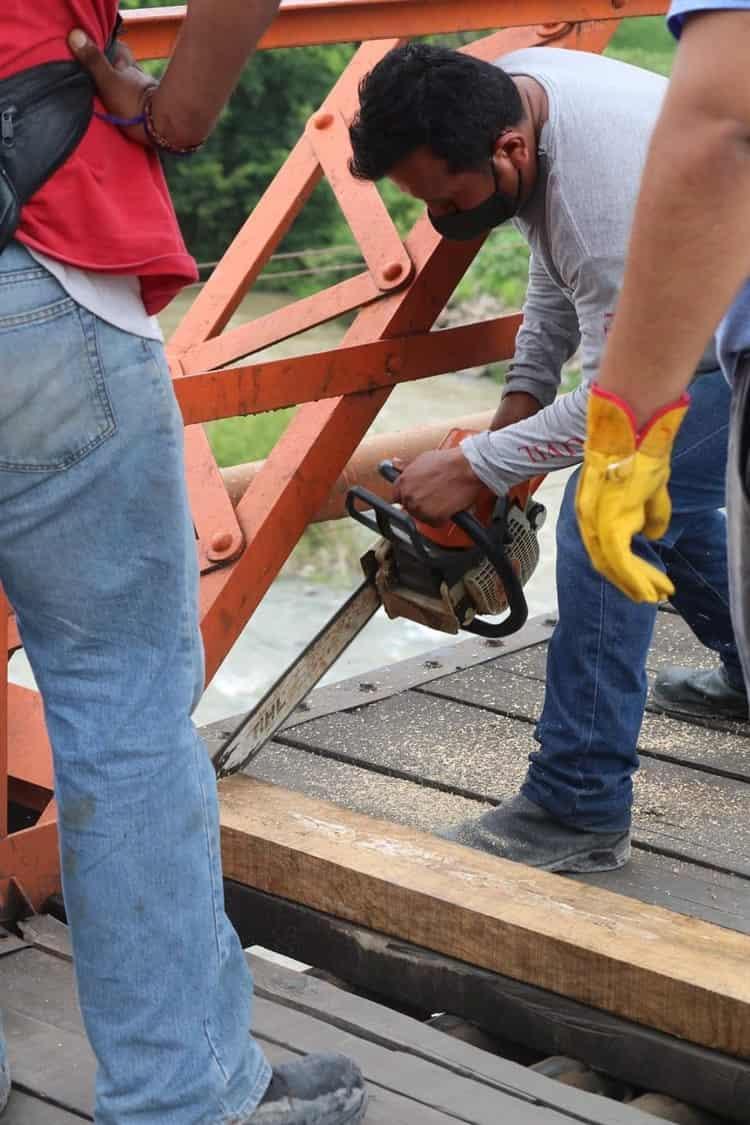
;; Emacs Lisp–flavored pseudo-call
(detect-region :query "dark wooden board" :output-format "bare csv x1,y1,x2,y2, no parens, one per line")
254,740,486,832
422,659,750,778
0,931,28,959
490,612,750,735
274,689,750,879
227,882,750,1124
3,1007,94,1118
18,916,73,962
490,612,734,680
258,1038,468,1125
253,742,750,933
2,1090,87,1124
248,954,654,1125
200,617,556,761
253,995,582,1125
0,948,83,1037
0,923,619,1125
648,612,738,674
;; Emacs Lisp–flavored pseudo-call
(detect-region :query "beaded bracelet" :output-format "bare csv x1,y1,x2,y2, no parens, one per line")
94,110,146,127
142,86,206,157
94,88,206,158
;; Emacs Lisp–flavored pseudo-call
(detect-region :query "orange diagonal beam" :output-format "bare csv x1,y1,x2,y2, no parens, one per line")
174,314,522,423
179,272,382,376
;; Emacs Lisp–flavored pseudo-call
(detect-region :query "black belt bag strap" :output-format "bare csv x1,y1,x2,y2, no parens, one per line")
0,24,120,253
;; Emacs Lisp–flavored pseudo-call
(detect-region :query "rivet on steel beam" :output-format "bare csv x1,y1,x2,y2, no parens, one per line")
313,112,334,130
210,531,234,554
381,261,403,283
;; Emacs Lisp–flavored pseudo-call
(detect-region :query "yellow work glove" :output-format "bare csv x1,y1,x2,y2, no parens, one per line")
576,385,690,603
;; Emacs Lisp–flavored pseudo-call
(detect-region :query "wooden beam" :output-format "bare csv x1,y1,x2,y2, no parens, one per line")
220,777,750,1059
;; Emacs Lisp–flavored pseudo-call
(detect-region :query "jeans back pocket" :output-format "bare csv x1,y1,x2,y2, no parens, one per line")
0,293,115,472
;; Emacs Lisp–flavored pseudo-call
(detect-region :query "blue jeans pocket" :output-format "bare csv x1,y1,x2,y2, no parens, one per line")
0,292,115,471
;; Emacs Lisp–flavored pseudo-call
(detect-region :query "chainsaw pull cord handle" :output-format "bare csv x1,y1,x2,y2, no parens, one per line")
378,460,528,638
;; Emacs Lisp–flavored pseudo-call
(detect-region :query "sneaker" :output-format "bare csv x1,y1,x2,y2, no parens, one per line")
651,665,748,722
437,794,630,873
245,1053,367,1124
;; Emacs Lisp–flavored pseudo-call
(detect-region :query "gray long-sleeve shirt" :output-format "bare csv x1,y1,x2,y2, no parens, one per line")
461,48,712,494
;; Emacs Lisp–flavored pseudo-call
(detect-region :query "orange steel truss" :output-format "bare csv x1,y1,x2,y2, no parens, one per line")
0,0,665,917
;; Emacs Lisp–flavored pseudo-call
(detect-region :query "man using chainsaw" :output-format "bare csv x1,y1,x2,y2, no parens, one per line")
348,42,743,872
0,4,366,1124
575,10,750,682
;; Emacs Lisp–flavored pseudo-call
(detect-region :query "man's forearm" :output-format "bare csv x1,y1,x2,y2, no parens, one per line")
463,384,589,495
490,391,542,431
151,1,281,147
597,11,750,426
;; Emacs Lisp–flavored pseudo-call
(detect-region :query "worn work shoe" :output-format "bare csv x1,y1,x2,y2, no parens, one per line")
437,794,630,873
244,1053,367,1124
651,665,748,722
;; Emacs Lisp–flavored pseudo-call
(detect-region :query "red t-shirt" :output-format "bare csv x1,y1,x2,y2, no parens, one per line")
0,2,197,313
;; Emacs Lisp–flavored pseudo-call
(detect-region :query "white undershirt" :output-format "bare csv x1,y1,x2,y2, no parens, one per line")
28,248,163,342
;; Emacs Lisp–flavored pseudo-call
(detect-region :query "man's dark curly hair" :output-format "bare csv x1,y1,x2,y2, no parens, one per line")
349,43,524,181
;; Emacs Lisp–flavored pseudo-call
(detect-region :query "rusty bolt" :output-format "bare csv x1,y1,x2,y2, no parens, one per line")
210,530,234,554
381,261,404,283
313,112,334,130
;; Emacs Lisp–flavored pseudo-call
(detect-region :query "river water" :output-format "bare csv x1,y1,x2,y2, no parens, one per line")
9,288,568,724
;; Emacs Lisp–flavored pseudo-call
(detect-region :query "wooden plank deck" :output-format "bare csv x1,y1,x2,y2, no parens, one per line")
225,608,750,930
207,607,750,1122
0,917,656,1125
3,609,743,1122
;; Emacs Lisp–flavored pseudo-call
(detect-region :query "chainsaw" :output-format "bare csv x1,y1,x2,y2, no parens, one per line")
213,431,545,777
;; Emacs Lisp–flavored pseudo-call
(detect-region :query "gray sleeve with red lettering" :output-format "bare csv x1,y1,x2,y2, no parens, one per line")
460,382,589,495
502,251,581,407
460,255,622,493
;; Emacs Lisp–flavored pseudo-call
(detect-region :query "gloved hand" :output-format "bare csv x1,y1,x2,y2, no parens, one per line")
575,385,690,603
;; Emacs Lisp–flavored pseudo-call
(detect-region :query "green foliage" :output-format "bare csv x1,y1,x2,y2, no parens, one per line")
605,16,677,75
455,228,530,308
166,44,355,268
205,410,295,468
123,0,354,272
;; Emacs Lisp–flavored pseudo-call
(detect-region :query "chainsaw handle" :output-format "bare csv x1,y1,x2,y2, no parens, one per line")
377,461,528,638
458,509,528,638
346,484,435,570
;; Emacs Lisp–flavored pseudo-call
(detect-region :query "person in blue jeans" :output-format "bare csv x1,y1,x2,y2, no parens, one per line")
0,5,366,1123
574,7,750,693
347,43,744,872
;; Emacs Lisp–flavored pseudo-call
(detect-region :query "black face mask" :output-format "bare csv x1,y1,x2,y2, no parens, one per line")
429,164,522,242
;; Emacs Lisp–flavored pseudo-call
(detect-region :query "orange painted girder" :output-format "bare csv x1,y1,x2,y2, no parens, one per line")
0,822,61,913
177,272,382,377
7,685,54,794
124,0,664,59
174,313,522,424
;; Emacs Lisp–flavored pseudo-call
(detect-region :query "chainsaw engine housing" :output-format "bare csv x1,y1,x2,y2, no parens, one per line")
360,494,545,635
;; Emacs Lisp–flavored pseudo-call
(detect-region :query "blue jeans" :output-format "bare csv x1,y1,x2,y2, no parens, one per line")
0,244,270,1122
523,369,738,831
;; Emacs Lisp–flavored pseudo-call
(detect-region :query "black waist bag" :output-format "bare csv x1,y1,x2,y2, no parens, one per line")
0,20,121,254
0,59,97,252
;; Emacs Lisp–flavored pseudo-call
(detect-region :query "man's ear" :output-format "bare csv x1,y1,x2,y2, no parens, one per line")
493,130,529,165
